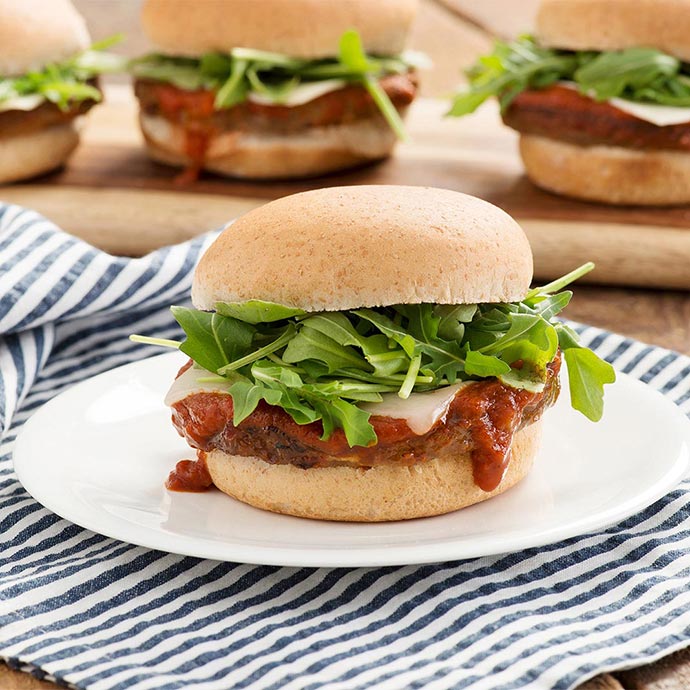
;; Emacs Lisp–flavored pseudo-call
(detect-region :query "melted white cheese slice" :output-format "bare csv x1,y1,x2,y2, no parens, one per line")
164,364,232,407
608,98,690,127
360,382,472,435
167,365,471,436
0,94,44,112
247,79,346,107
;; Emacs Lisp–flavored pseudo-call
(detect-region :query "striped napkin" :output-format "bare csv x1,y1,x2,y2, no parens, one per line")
2,202,690,690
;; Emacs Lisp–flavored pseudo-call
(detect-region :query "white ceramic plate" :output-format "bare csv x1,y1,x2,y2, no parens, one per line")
13,352,690,567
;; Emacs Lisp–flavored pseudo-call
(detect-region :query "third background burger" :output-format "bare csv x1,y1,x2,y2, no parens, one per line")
450,0,690,206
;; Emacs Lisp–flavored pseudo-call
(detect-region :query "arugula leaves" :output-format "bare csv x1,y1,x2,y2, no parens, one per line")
0,35,126,111
449,35,690,116
170,306,254,373
131,264,616,447
555,322,616,422
129,30,415,139
215,300,305,324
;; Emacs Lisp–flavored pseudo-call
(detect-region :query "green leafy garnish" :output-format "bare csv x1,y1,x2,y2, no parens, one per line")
129,30,415,139
554,322,616,422
132,269,616,447
449,35,690,116
169,306,255,374
215,300,306,324
563,347,616,422
0,35,126,111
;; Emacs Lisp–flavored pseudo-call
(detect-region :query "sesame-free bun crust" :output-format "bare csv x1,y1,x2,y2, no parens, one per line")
0,0,90,76
139,112,400,180
141,0,418,59
206,420,541,522
520,134,690,205
537,0,690,62
0,123,80,185
192,186,533,312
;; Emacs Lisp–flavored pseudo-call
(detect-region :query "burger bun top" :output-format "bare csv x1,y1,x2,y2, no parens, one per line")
141,0,418,59
192,185,533,313
0,0,90,77
537,0,690,62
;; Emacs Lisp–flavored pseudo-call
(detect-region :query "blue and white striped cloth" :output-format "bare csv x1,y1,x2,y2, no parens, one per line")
1,202,690,690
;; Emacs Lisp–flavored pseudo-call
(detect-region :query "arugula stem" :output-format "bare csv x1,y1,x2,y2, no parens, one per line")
362,74,409,141
129,335,181,349
267,352,303,370
368,351,406,362
215,58,248,108
217,327,294,375
526,262,595,298
340,368,434,386
399,354,422,399
88,34,125,51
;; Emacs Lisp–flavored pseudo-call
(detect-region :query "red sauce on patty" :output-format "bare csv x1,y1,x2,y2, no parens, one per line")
503,84,690,151
134,72,418,180
170,354,561,492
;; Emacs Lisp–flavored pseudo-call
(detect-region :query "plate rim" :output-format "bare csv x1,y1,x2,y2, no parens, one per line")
13,352,690,567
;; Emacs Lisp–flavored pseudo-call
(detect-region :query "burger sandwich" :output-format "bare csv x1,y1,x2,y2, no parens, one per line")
450,0,690,205
0,0,123,184
130,0,422,180
132,185,615,522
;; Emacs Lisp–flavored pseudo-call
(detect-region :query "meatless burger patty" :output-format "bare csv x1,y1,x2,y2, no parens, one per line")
0,94,99,139
171,353,561,493
134,72,418,136
503,85,690,152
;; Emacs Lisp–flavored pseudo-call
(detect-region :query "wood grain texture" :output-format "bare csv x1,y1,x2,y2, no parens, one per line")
579,676,625,690
564,287,690,356
0,665,57,690
616,648,690,689
0,186,261,255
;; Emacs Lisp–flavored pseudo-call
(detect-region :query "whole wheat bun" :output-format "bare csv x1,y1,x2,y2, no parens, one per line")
520,134,690,205
139,112,402,180
192,185,533,312
206,421,541,522
537,0,690,62
141,0,418,59
0,0,90,76
0,123,81,185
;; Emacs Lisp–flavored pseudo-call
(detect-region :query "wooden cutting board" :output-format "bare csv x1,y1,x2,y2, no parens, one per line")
2,85,689,289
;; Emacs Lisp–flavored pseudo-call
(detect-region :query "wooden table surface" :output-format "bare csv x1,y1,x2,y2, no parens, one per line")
3,1,690,689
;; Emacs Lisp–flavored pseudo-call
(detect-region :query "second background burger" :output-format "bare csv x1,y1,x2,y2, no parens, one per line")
131,0,421,180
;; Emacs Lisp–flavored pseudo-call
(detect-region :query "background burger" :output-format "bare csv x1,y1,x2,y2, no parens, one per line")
0,0,122,184
133,185,615,522
131,0,421,180
450,0,690,206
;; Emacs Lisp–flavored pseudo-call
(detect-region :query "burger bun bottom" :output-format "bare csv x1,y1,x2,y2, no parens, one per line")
139,112,401,179
520,134,690,206
0,122,80,184
205,420,542,522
